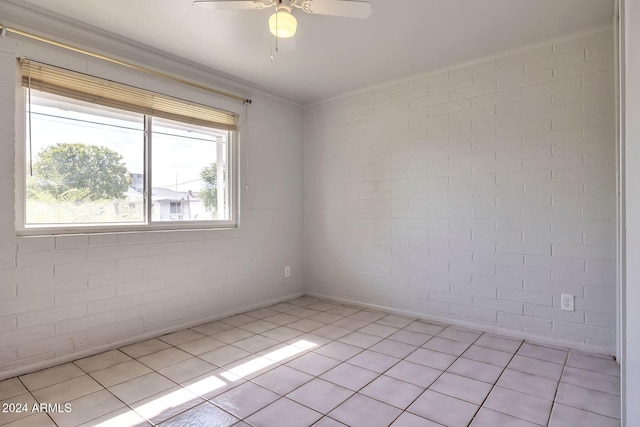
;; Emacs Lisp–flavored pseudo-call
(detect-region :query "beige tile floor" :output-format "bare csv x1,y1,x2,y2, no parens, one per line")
0,296,621,427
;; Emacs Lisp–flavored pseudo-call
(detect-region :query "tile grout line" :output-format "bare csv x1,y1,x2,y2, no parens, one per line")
0,303,455,426
385,346,463,425
3,298,621,427
301,323,486,426
552,350,623,423
19,361,125,427
0,307,506,426
134,320,613,427
401,328,490,426
78,338,243,426
235,313,375,423
187,308,504,425
214,305,335,423
464,339,526,427
132,337,251,426
165,302,360,425
9,376,59,427
544,350,570,426
72,349,174,427
237,310,432,425
218,308,423,424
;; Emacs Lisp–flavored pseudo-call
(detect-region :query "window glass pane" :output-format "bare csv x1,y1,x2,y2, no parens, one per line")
151,117,229,222
26,90,145,226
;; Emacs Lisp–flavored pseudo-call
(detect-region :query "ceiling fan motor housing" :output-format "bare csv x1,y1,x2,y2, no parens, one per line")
269,3,297,38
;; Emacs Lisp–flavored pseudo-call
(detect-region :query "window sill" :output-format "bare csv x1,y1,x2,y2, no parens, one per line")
16,222,239,237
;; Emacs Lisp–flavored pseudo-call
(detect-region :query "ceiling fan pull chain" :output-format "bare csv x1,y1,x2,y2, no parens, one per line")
270,11,279,61
270,33,274,61
275,8,279,53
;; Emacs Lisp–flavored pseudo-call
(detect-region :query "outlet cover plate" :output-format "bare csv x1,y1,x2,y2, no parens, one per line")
561,294,574,312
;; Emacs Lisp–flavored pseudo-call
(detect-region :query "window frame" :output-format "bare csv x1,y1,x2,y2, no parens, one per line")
15,73,239,236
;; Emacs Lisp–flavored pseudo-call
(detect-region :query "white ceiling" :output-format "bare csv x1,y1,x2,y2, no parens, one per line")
15,0,613,104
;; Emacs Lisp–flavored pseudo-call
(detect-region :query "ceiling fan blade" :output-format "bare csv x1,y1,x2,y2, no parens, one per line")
192,0,262,10
306,0,372,19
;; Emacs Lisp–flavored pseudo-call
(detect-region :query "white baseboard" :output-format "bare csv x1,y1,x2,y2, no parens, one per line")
306,292,615,358
0,291,304,381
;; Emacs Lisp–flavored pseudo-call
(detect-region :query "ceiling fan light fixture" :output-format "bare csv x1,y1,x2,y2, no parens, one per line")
269,10,297,38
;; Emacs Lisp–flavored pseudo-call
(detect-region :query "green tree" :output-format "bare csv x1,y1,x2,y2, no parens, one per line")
199,162,218,213
32,143,131,201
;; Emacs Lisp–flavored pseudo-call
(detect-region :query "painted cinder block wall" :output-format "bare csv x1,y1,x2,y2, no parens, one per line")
0,18,305,378
304,26,616,354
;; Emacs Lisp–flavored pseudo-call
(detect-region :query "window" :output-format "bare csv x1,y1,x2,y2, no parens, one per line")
169,202,182,215
18,60,237,233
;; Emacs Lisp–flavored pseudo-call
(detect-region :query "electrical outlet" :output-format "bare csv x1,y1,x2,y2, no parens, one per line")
285,266,291,278
561,294,574,312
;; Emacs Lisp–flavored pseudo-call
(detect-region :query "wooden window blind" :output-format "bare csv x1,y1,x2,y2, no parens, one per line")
20,58,238,131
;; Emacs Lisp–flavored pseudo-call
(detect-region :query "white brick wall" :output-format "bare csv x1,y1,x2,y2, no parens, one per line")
304,27,616,353
0,30,304,376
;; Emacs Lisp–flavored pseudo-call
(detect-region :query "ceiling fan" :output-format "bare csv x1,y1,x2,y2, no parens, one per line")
193,0,373,39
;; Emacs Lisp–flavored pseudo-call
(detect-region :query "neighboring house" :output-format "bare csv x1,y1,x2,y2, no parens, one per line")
150,187,207,221
128,173,210,221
